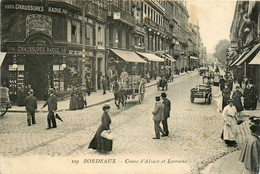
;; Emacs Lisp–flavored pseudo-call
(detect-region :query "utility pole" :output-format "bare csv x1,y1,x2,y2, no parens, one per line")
81,4,86,88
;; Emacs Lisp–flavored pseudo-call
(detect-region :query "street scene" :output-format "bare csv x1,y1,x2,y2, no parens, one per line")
0,0,260,174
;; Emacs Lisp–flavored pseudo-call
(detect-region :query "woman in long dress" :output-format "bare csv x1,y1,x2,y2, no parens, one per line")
222,84,231,110
222,99,238,147
89,104,113,153
232,86,243,115
69,87,78,110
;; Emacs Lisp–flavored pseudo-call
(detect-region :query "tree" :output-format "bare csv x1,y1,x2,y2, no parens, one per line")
213,40,230,66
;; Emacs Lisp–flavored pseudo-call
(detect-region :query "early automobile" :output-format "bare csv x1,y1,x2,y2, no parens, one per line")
157,77,168,91
190,84,212,104
0,86,12,116
199,67,208,76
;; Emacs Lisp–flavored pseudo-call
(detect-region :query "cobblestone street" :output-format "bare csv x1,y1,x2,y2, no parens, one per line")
0,72,251,173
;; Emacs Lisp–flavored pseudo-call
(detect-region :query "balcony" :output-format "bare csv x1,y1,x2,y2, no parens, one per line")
144,18,165,33
109,5,135,26
145,0,165,14
85,2,107,22
134,25,146,35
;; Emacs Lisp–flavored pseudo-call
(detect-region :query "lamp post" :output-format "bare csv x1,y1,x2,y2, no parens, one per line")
81,4,86,89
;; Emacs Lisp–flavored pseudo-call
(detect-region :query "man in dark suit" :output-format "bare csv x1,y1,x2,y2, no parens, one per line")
41,88,57,130
250,84,259,110
152,96,165,139
24,89,37,126
161,92,171,136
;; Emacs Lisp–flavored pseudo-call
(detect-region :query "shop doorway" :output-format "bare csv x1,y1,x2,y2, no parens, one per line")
25,55,50,100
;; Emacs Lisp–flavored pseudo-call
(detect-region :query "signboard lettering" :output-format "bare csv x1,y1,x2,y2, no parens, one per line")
48,7,68,14
5,4,44,12
18,46,61,53
26,14,52,37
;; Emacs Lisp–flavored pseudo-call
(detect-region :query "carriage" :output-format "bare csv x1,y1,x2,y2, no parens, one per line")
0,86,12,116
190,84,212,104
157,76,168,91
113,75,145,108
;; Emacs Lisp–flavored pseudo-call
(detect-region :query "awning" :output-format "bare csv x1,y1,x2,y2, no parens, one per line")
190,56,199,60
136,52,164,62
249,50,260,65
236,43,260,66
0,52,6,67
165,54,176,62
230,50,249,66
110,49,147,63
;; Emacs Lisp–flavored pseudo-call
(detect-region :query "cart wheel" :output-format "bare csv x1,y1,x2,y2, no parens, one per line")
190,96,194,103
0,104,8,117
207,95,212,105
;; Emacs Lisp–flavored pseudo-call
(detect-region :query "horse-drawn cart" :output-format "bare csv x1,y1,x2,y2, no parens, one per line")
0,87,12,116
113,75,145,108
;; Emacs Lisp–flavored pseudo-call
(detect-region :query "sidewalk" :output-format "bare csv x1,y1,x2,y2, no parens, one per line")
8,71,191,113
201,151,244,174
201,101,260,174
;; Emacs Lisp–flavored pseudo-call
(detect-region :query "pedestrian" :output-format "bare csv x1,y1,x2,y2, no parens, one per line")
221,99,238,147
69,87,78,110
41,88,57,130
243,84,251,110
232,86,243,115
17,86,25,106
88,104,113,154
24,89,37,126
250,84,259,110
222,84,231,110
161,92,171,136
152,96,166,139
77,87,85,110
227,77,233,91
219,76,225,91
239,123,260,174
86,77,91,96
101,76,108,95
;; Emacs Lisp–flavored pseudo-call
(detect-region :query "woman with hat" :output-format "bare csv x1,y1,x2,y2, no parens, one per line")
89,104,113,153
222,84,231,110
222,99,238,147
232,86,243,115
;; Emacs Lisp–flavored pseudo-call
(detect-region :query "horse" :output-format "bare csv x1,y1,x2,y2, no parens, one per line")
112,81,127,109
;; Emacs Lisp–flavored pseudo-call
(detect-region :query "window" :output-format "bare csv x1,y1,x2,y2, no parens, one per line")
86,24,93,45
144,4,147,14
97,26,103,47
72,25,76,35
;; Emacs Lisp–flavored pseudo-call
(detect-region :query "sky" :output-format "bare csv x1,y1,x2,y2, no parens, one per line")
187,0,236,54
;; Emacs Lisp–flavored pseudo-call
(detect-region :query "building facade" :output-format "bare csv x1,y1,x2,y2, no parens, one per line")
229,1,260,93
1,0,206,100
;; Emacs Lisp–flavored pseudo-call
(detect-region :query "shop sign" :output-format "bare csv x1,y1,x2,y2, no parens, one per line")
4,4,44,12
26,14,52,37
17,46,61,53
48,7,68,14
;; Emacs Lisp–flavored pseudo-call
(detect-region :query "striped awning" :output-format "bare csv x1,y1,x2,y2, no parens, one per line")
236,43,260,66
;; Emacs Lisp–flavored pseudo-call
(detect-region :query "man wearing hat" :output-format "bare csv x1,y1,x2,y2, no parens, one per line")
161,92,171,136
41,88,57,130
24,89,37,126
152,96,165,139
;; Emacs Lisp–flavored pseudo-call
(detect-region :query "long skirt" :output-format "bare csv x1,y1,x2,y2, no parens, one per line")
69,95,78,110
222,97,229,110
233,98,243,112
88,126,113,153
223,117,237,142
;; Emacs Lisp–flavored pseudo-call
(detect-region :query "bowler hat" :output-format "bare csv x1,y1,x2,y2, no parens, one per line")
102,104,111,111
155,96,160,101
161,92,167,98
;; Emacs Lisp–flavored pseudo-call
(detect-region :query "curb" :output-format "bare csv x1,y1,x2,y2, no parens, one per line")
7,72,191,113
